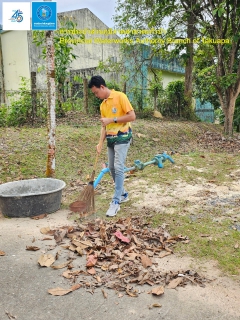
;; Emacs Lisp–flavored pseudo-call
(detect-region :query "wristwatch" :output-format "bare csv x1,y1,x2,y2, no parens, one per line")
113,117,117,123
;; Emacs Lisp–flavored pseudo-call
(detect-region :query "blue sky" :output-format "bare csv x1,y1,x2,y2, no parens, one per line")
0,0,117,27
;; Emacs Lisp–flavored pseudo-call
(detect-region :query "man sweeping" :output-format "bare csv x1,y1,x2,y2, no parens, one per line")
88,76,136,217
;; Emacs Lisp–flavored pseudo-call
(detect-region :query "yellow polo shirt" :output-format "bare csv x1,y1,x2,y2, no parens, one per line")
100,89,134,136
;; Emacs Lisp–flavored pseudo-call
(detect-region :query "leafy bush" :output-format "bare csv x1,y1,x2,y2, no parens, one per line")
5,77,47,126
61,98,84,113
0,104,8,127
159,80,197,120
7,77,32,126
136,106,154,119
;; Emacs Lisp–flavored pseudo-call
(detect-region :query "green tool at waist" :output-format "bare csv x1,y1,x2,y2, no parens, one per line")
107,130,132,147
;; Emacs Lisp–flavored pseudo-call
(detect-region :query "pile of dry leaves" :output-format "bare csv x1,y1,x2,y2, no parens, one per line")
28,216,210,297
197,131,240,153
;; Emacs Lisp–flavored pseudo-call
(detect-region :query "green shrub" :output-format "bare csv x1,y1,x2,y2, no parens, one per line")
6,77,32,126
6,77,47,126
61,98,84,113
0,104,8,127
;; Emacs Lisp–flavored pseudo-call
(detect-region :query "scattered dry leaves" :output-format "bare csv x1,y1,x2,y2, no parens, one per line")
34,216,209,298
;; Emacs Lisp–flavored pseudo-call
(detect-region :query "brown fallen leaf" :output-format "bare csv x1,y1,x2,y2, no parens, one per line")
159,251,171,258
0,250,6,256
167,277,183,289
31,213,47,220
40,227,51,234
86,254,98,267
62,270,74,279
51,260,73,269
136,133,146,138
126,252,138,260
48,283,81,296
67,244,76,251
70,283,82,291
109,264,119,270
26,246,40,251
234,243,239,249
38,254,55,267
54,229,68,243
101,289,108,299
149,303,162,309
151,286,164,296
141,254,152,268
87,267,96,275
62,270,87,279
99,221,107,241
101,265,109,271
75,247,83,256
48,287,72,296
126,289,138,297
132,234,141,246
72,239,92,249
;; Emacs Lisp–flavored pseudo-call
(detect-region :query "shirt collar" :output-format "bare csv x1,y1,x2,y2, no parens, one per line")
104,89,115,101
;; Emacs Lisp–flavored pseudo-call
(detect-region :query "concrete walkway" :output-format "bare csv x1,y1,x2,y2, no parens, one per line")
0,210,239,320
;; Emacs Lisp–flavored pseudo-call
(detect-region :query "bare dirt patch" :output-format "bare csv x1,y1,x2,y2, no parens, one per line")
129,177,240,215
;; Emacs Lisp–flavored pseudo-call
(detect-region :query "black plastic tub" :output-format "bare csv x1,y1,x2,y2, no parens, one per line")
0,178,66,218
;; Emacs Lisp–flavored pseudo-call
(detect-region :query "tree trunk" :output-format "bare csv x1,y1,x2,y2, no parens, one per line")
31,71,37,125
217,81,240,136
184,12,195,109
154,88,157,110
177,94,181,117
45,30,56,178
0,36,6,104
83,78,88,113
222,96,236,136
184,15,194,94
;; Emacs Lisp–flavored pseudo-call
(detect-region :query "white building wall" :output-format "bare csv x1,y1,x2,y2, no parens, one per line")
58,9,120,70
27,8,121,89
1,31,30,92
161,70,184,88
